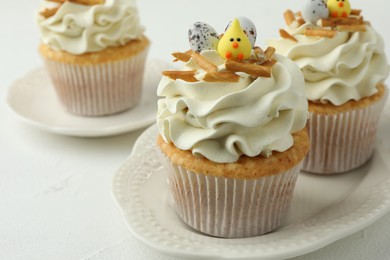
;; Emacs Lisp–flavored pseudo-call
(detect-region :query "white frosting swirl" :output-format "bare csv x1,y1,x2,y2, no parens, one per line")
267,23,389,105
36,0,144,55
157,51,308,163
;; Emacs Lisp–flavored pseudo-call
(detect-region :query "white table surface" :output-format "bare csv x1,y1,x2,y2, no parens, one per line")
1,0,390,259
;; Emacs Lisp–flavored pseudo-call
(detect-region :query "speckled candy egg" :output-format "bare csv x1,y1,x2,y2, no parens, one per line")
188,22,220,53
225,17,257,48
302,0,329,24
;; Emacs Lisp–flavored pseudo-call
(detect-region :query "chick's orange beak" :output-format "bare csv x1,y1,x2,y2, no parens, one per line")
232,42,239,49
338,2,344,7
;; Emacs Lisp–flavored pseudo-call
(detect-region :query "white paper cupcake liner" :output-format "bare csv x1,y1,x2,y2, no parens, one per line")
160,155,302,238
303,89,388,174
43,47,149,116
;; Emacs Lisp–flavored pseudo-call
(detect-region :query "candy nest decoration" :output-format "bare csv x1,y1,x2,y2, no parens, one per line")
163,18,277,84
280,0,366,41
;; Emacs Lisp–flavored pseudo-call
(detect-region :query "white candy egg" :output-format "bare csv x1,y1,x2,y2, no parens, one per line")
225,17,257,47
302,0,329,25
188,22,220,52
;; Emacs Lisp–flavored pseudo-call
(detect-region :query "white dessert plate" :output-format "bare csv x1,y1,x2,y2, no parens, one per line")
113,105,390,260
6,59,169,137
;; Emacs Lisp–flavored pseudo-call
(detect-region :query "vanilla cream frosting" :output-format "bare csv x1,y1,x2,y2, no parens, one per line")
36,0,144,55
157,51,308,163
267,23,389,105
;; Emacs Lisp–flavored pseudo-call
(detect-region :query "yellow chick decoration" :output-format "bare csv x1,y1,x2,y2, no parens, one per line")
327,0,351,18
217,19,252,61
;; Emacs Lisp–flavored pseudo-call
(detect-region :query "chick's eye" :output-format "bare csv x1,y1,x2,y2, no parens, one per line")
237,38,241,42
230,38,234,42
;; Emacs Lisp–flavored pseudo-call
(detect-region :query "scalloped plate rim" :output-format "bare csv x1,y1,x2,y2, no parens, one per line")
112,120,390,259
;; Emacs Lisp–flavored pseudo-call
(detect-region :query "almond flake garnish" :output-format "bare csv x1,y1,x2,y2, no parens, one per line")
261,59,277,67
68,0,105,5
225,60,272,78
41,0,105,18
172,50,193,62
279,29,298,42
320,16,363,27
284,10,296,26
191,52,218,73
162,70,198,82
264,47,276,61
337,24,367,32
304,28,336,38
350,9,362,16
47,0,104,5
47,0,66,3
40,7,60,18
297,17,305,27
203,71,240,82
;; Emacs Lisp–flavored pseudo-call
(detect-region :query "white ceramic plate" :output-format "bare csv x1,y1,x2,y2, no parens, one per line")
113,107,390,259
6,60,168,137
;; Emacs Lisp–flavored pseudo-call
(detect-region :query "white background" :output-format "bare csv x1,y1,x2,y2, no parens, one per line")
1,0,390,259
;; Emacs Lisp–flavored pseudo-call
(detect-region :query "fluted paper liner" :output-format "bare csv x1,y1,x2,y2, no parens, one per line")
43,47,149,116
160,155,302,238
303,89,388,174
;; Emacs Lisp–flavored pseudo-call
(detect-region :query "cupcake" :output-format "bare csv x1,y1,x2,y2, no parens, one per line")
156,18,309,238
36,0,150,116
267,0,389,174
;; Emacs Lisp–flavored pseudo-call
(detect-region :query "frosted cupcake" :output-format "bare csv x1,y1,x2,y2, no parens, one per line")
267,0,389,174
157,18,309,238
36,0,150,116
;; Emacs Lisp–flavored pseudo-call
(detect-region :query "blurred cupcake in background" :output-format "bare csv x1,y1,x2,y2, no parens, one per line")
267,0,389,174
36,0,150,116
